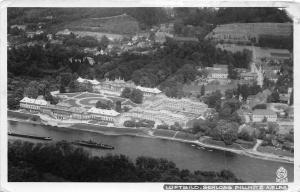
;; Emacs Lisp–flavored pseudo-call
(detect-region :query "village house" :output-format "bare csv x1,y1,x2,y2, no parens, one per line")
278,87,293,105
252,109,277,122
171,36,199,43
10,24,26,30
56,29,71,36
240,72,258,81
205,64,229,84
85,57,95,66
246,89,272,108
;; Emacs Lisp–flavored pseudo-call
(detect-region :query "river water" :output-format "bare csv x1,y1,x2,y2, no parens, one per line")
8,120,294,182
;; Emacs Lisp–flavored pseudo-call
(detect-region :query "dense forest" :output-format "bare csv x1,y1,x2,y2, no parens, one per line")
8,39,252,99
8,7,291,28
8,140,242,182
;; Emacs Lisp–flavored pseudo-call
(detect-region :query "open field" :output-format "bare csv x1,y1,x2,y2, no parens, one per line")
74,92,102,99
8,110,39,120
202,138,243,150
152,129,177,138
72,31,124,41
107,96,126,103
257,146,294,157
55,92,83,99
63,14,140,35
79,97,111,107
64,99,81,107
174,132,197,141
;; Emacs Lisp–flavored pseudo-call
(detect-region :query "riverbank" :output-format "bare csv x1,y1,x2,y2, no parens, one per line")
7,110,294,164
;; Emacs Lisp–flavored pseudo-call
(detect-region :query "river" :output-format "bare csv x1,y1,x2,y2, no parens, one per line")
8,120,294,182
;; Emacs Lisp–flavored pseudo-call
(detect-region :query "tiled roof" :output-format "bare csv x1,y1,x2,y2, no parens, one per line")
213,64,228,69
20,97,48,106
87,107,120,117
240,72,257,77
70,107,87,113
77,77,100,85
136,86,162,94
253,109,277,116
57,102,72,108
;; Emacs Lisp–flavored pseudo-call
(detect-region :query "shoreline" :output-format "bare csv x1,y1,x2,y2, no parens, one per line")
7,111,294,164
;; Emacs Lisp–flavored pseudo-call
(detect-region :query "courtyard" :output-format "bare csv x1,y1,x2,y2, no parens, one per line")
54,91,134,108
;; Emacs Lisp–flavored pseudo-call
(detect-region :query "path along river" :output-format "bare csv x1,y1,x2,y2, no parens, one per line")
8,120,294,182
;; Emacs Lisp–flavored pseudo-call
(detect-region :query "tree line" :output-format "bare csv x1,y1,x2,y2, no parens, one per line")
8,140,242,182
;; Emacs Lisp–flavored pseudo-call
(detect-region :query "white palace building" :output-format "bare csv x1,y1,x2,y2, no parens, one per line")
77,77,162,97
20,97,120,124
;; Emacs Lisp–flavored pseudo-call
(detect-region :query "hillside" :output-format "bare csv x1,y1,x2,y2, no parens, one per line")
63,14,140,35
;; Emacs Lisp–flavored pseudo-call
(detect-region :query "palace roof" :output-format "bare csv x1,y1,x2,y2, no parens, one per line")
77,77,100,85
87,107,120,117
136,86,162,94
20,97,48,106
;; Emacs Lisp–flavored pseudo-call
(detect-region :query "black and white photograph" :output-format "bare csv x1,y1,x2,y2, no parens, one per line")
0,1,299,191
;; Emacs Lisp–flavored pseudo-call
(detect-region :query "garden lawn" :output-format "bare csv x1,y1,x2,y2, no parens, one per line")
257,146,294,157
153,129,177,138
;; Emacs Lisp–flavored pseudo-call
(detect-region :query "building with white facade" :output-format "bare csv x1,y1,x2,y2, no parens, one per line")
87,107,120,123
146,95,208,116
20,97,48,112
206,23,292,44
122,108,190,127
252,109,277,122
205,64,229,83
77,77,162,97
20,97,120,123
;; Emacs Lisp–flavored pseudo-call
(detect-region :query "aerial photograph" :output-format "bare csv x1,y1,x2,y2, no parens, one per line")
7,7,293,183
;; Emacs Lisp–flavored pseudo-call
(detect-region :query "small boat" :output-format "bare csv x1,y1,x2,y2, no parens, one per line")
191,144,196,147
8,131,52,140
72,140,114,150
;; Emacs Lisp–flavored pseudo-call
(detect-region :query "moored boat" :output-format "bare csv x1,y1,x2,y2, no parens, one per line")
72,140,114,150
8,131,52,140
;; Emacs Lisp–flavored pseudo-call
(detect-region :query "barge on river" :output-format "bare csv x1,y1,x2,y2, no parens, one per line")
72,140,114,150
8,131,52,140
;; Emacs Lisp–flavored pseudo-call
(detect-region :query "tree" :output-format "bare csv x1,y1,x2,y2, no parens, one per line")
238,129,254,141
214,120,239,145
237,84,249,101
267,90,280,103
59,85,66,93
224,89,234,99
69,80,79,93
121,87,131,98
24,81,39,98
228,64,238,79
204,90,222,109
267,122,279,135
157,124,169,130
170,122,182,131
200,85,205,96
115,100,122,112
96,100,113,110
130,88,143,104
99,35,110,50
289,90,293,105
192,120,209,134
60,73,73,87
252,104,267,110
262,116,268,123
